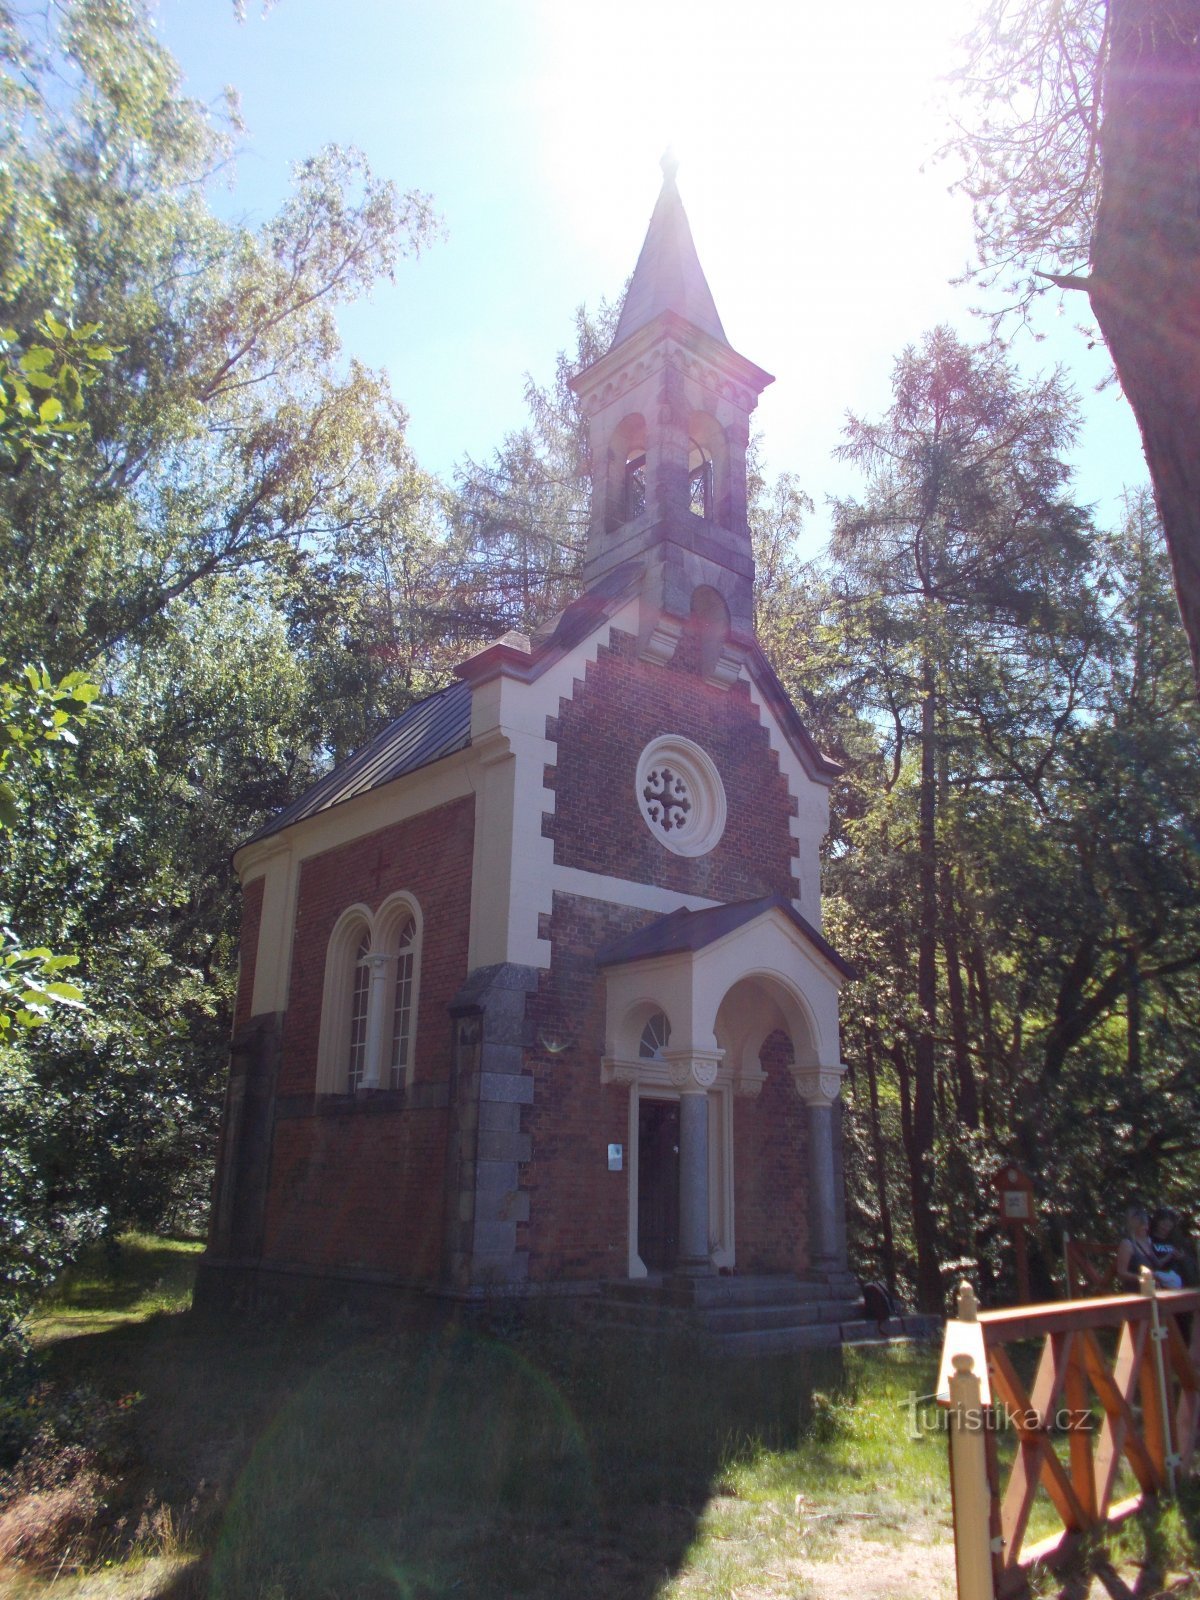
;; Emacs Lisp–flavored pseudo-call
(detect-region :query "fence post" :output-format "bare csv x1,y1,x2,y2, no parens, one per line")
948,1350,996,1600
1141,1266,1178,1498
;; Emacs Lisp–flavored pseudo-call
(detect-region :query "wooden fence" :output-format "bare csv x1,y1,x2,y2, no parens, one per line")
938,1273,1200,1599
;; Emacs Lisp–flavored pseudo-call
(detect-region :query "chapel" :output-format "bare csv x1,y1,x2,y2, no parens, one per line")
199,162,862,1343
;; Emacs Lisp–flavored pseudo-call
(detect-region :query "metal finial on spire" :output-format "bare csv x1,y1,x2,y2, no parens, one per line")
660,145,679,182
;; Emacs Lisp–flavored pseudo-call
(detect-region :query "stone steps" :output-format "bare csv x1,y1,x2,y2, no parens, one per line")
584,1274,942,1355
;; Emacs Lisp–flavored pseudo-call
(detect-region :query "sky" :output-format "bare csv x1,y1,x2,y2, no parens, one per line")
156,0,1149,561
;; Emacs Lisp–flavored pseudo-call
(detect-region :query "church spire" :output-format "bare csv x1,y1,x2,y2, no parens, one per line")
569,162,773,675
610,152,728,349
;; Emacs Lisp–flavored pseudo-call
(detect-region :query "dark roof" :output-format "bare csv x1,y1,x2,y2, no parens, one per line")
611,160,727,349
596,894,857,981
241,679,471,848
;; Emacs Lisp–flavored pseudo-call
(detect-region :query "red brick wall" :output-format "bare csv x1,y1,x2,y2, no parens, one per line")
279,796,474,1095
545,628,797,901
522,897,811,1282
234,874,265,1034
522,894,650,1281
733,1031,811,1273
259,795,474,1279
264,1108,448,1280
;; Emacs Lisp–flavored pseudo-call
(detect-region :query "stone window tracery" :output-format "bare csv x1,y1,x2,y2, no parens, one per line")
639,1011,672,1060
635,736,726,858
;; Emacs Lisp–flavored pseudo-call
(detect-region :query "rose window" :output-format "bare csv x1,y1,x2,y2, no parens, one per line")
634,736,726,857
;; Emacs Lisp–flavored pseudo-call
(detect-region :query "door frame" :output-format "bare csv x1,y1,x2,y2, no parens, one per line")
625,1078,734,1279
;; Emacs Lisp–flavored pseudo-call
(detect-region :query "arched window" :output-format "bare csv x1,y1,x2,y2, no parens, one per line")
316,896,423,1094
687,440,712,519
346,931,372,1092
639,1011,672,1060
687,411,728,523
388,913,418,1088
625,449,647,520
605,414,647,532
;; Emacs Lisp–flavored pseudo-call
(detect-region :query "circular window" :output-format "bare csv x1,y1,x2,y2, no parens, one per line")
635,736,726,858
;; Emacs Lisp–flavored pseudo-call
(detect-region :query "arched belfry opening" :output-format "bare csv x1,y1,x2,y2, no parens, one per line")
568,157,773,664
604,413,648,533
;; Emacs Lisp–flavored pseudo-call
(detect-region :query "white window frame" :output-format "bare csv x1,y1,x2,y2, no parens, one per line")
315,894,423,1093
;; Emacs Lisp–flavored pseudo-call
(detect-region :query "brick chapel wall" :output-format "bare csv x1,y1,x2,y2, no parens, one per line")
521,893,650,1282
233,874,265,1036
519,895,813,1282
259,795,474,1280
544,628,799,901
732,1030,811,1275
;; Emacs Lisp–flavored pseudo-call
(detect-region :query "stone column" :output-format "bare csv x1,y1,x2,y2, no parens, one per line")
666,1051,721,1277
359,953,394,1089
795,1065,848,1275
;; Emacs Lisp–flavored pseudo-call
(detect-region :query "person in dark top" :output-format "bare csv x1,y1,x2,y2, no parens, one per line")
1116,1205,1181,1290
1150,1206,1189,1287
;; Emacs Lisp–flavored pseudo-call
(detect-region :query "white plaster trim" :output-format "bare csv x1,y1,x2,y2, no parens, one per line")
234,746,476,880
550,864,720,917
468,596,642,969
740,667,831,919
249,844,297,1019
316,905,373,1093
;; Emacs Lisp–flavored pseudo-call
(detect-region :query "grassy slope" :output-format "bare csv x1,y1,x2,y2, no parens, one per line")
4,1238,1198,1600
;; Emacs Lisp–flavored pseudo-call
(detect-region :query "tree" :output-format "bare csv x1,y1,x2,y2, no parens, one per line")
450,300,620,635
767,329,1199,1307
825,328,1094,1306
0,0,443,1290
948,0,1200,693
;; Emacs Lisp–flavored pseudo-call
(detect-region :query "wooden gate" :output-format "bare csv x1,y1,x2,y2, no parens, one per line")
938,1274,1200,1598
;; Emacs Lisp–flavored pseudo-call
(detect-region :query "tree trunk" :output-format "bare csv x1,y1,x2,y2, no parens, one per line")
938,747,978,1128
864,1034,898,1293
911,656,942,1309
1091,0,1200,693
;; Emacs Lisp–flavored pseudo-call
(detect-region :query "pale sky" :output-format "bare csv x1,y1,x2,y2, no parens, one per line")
158,0,1148,560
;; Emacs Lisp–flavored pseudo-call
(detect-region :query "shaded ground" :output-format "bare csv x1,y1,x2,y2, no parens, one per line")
1,1240,1197,1599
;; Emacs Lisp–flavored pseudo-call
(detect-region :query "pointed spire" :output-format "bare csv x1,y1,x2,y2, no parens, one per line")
610,155,728,349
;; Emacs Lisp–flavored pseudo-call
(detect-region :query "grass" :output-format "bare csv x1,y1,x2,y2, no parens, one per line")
31,1234,204,1344
6,1239,1195,1599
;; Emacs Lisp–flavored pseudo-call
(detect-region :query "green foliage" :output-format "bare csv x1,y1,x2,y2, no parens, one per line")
0,0,444,1371
768,330,1200,1307
451,298,621,635
0,314,117,467
0,662,97,1035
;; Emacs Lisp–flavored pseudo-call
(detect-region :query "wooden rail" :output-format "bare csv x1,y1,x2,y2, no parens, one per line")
938,1274,1200,1599
1060,1234,1117,1299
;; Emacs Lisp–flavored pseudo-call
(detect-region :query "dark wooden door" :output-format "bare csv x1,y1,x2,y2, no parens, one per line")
638,1098,680,1271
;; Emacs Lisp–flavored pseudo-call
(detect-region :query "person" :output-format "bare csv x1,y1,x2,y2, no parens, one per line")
1150,1207,1189,1287
1116,1204,1181,1290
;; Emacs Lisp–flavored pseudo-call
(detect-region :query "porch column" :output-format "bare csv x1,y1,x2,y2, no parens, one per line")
667,1052,721,1276
795,1065,848,1274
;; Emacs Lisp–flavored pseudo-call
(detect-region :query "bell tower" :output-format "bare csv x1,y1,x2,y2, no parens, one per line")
569,156,773,679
